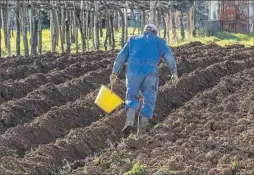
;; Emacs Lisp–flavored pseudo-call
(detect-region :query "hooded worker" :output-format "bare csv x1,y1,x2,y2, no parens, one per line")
110,24,178,136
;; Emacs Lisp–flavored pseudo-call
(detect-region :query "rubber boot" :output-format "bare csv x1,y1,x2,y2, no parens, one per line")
122,108,135,136
137,117,149,136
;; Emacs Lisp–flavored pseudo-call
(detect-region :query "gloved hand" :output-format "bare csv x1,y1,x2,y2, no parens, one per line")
171,73,179,85
110,73,118,86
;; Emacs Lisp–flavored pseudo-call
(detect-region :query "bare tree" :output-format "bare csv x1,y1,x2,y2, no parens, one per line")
15,0,20,56
94,0,99,50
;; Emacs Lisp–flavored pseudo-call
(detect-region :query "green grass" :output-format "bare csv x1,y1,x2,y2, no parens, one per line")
124,162,148,175
171,32,254,47
0,28,253,58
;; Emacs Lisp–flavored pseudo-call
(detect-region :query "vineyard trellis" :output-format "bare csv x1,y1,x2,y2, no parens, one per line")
0,0,201,58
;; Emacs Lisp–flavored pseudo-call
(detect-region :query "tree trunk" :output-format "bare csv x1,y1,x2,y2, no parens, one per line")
38,9,42,54
104,10,109,51
156,6,161,36
141,7,146,31
73,6,78,53
56,7,63,53
80,0,86,53
15,0,21,56
31,17,38,56
6,0,11,56
21,2,29,57
0,7,2,58
172,11,177,42
124,2,128,42
180,11,185,40
55,9,59,47
30,2,34,47
149,1,157,24
99,17,103,37
161,9,167,39
61,6,65,43
85,2,89,50
50,3,56,52
30,5,37,56
114,11,119,32
94,0,99,50
118,9,125,48
110,10,115,50
2,7,7,49
188,6,195,38
65,3,71,53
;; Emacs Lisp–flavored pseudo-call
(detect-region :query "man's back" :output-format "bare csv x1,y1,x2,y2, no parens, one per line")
128,32,162,65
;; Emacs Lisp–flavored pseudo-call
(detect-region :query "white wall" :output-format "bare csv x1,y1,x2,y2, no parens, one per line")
249,2,254,32
209,0,219,20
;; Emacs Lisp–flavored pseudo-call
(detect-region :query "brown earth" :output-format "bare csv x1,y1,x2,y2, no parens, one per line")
0,43,253,175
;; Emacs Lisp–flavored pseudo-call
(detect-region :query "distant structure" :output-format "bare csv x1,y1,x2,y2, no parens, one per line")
208,0,253,34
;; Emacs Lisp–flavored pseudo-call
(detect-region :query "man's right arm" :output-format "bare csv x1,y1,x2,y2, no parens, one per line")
112,41,129,75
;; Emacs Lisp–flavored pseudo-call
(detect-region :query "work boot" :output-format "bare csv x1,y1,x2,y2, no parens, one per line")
137,117,149,136
122,108,135,136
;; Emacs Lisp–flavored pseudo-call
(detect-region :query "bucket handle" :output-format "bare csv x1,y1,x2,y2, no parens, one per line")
110,82,114,93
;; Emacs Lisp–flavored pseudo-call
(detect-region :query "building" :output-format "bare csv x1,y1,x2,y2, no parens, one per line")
208,0,254,34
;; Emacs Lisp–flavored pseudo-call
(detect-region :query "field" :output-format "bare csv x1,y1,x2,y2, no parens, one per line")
0,42,253,175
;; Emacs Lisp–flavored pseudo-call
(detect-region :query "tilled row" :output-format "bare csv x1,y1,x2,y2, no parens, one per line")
0,47,252,165
0,51,111,68
0,67,112,134
77,68,254,175
1,58,253,174
0,46,245,159
0,51,115,81
0,82,125,159
0,58,112,104
158,46,253,86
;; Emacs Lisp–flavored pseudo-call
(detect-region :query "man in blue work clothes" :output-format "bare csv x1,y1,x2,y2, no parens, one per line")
110,24,179,136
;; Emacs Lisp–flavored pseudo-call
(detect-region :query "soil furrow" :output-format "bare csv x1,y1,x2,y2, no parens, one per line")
0,48,250,159
0,51,115,82
0,58,112,104
1,58,253,174
73,68,254,175
0,66,113,133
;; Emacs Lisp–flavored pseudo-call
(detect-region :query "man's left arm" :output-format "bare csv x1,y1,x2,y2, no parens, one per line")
161,39,178,76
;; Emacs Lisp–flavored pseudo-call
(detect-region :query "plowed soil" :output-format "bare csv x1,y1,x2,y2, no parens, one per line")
0,43,253,175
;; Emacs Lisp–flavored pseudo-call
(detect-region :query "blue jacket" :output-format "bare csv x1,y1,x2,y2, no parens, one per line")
112,31,177,76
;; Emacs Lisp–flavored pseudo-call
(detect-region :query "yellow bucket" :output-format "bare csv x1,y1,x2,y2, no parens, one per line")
95,85,124,113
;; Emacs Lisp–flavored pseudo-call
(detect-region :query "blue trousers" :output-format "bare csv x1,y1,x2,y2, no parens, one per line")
125,72,158,118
